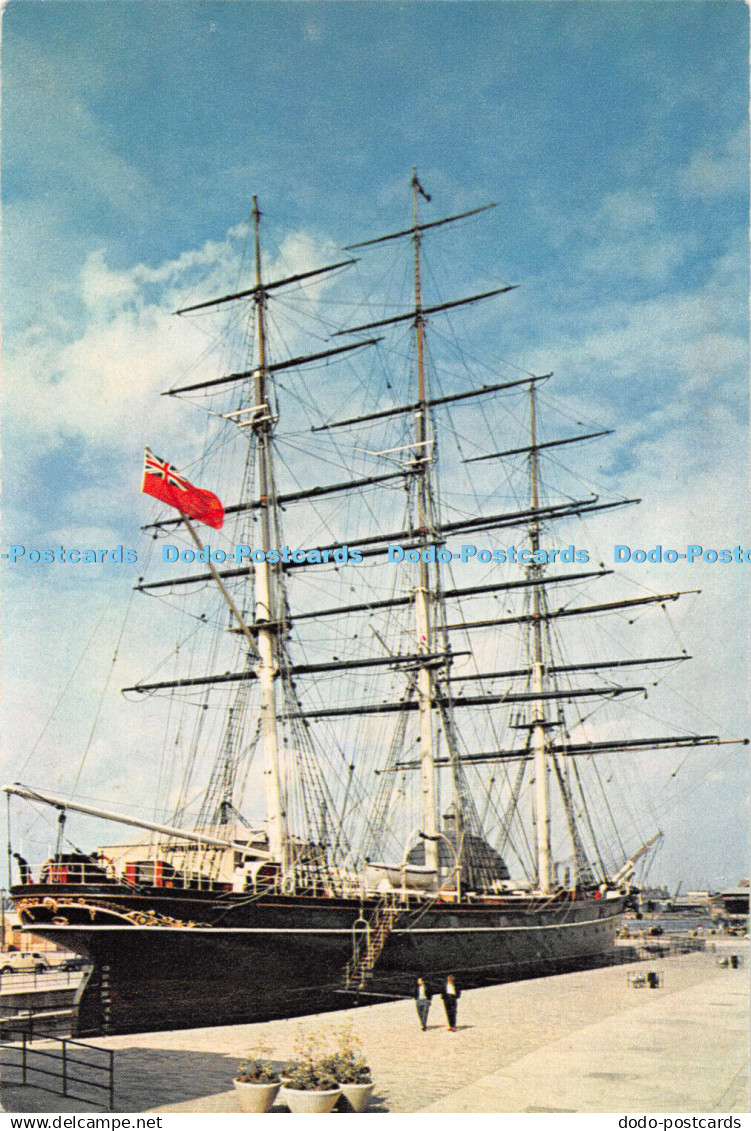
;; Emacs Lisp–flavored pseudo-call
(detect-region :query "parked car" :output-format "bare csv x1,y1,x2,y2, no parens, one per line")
0,951,51,975
57,957,89,972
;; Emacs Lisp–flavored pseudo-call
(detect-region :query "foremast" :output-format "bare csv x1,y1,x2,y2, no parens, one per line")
161,201,374,877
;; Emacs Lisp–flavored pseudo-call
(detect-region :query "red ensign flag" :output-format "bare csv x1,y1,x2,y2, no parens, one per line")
141,448,225,530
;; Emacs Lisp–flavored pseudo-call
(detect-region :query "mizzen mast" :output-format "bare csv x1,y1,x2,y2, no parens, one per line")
528,379,552,892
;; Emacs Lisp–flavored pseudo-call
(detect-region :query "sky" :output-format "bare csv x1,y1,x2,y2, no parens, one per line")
1,0,748,891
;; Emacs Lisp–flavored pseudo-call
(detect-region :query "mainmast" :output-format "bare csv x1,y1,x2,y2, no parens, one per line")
250,197,287,868
528,380,552,892
410,171,440,874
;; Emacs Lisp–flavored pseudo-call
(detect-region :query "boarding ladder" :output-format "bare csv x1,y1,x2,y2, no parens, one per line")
345,896,399,989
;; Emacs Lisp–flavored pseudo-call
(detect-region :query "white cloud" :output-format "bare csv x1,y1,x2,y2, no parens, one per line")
4,223,344,463
580,232,692,285
678,125,748,200
597,189,659,229
80,252,141,315
520,235,747,442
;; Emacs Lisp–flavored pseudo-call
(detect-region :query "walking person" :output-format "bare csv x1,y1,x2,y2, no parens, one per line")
441,974,461,1031
414,976,432,1030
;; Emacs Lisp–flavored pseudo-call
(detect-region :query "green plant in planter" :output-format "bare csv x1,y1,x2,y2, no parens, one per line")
235,1043,281,1084
322,1019,372,1084
284,1026,339,1092
285,1059,339,1092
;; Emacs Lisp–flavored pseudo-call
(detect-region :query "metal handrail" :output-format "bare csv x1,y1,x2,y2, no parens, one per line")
0,969,88,993
0,1029,114,1109
344,893,399,986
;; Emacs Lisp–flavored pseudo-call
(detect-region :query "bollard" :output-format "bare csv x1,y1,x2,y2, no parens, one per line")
730,954,739,969
646,971,659,989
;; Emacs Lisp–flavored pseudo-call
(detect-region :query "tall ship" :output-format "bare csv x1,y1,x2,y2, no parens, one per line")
5,176,744,1036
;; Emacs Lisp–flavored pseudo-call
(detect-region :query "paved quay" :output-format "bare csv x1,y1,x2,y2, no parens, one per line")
1,942,747,1114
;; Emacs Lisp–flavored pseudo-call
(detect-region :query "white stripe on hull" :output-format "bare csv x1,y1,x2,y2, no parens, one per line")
20,912,621,935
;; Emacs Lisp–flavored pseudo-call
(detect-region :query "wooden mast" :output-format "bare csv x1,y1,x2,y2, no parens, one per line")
411,171,440,875
528,379,552,893
250,196,287,870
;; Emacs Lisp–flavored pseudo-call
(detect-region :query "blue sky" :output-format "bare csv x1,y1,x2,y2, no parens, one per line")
1,1,748,888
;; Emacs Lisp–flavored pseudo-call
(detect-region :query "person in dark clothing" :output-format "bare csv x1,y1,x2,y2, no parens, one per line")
441,974,461,1030
414,976,432,1030
12,853,31,884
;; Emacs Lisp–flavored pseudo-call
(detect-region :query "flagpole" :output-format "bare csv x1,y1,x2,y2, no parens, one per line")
180,515,260,659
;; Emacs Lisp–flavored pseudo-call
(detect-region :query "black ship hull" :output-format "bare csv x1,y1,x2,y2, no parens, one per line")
13,883,627,1035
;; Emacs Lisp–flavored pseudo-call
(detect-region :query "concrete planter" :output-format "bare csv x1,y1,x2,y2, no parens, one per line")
280,1085,341,1113
233,1079,281,1113
338,1081,375,1112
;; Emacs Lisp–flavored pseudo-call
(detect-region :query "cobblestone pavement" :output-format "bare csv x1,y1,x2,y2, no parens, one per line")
1,945,747,1114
